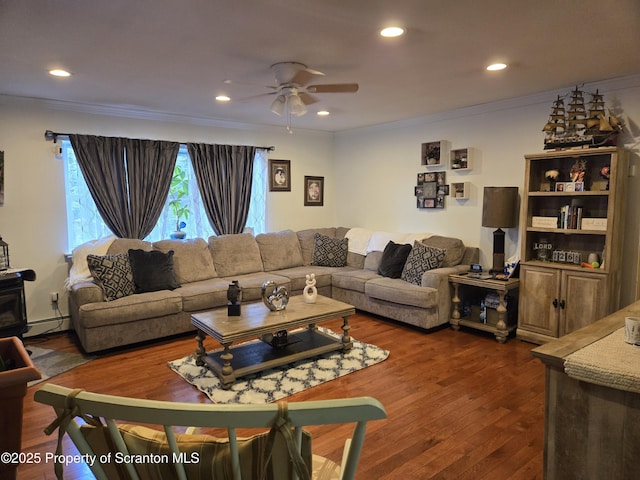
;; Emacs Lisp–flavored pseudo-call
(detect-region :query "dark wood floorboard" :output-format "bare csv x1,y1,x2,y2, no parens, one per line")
16,313,545,479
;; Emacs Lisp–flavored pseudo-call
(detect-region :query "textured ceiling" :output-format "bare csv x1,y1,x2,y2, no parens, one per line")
1,0,639,132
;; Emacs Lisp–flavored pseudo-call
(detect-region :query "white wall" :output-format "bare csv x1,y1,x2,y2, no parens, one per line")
0,96,335,326
334,75,640,304
1,74,638,330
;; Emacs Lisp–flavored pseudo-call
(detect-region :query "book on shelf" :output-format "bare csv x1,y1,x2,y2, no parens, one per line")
558,205,583,229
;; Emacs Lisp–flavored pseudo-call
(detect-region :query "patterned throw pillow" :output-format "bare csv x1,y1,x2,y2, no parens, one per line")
87,253,135,301
400,241,446,285
312,233,348,267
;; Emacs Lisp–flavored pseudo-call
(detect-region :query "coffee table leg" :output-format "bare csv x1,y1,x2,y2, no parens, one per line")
195,329,206,366
341,315,353,352
219,343,236,390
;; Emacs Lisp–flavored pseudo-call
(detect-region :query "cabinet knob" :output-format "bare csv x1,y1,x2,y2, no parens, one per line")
559,299,566,309
553,299,558,308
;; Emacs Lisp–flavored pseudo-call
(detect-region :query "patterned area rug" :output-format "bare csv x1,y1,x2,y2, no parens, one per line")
169,327,389,404
26,345,94,386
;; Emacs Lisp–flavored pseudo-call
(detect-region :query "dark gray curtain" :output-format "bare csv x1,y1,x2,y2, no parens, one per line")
69,134,179,239
187,143,256,235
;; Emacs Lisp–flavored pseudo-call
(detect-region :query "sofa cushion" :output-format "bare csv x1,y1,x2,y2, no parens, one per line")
270,266,339,292
332,269,381,293
128,249,180,293
209,233,264,277
153,238,217,284
297,228,337,265
364,251,383,272
86,253,135,301
179,277,234,312
421,235,466,267
78,289,183,328
400,241,446,285
312,233,348,267
378,241,413,278
221,272,291,302
107,238,153,255
365,277,439,309
256,230,304,271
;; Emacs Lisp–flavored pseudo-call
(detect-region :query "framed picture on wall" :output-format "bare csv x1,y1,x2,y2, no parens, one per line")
304,176,324,206
268,159,291,191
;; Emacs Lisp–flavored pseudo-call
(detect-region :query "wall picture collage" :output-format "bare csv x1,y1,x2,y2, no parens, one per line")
416,140,472,209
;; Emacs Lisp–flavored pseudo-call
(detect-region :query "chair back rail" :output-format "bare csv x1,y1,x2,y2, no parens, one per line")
35,383,386,480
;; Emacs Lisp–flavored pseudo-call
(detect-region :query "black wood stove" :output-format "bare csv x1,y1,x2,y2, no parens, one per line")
0,270,36,340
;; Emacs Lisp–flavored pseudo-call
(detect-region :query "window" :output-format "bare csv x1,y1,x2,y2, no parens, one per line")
62,141,267,250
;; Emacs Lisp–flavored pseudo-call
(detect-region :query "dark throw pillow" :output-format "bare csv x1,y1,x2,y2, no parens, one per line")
378,241,412,278
311,233,348,267
128,249,180,293
400,241,446,285
87,253,135,301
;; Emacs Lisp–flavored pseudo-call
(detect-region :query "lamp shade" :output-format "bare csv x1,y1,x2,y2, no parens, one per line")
482,187,519,228
288,93,307,116
270,95,286,116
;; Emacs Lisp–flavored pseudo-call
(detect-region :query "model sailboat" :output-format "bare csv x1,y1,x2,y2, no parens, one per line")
543,87,623,149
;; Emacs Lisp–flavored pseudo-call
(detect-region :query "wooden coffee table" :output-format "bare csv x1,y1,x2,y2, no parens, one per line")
190,295,355,389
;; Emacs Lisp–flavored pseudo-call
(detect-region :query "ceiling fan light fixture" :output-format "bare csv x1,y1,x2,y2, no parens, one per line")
317,110,330,116
270,95,286,116
215,95,231,102
288,93,307,116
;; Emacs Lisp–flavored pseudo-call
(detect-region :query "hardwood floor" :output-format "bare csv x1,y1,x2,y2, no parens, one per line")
17,313,545,479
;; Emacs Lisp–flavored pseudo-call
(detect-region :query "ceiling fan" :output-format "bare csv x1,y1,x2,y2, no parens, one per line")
266,62,359,119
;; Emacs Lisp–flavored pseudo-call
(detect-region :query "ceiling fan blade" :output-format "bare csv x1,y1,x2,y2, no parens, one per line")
234,91,277,103
223,79,278,90
291,68,324,87
307,83,359,93
298,92,319,105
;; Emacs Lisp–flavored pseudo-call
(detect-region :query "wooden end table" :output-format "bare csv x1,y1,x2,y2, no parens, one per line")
449,273,519,343
190,295,355,389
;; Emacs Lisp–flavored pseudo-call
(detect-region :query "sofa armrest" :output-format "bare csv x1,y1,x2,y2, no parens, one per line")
421,264,470,322
70,281,104,306
421,264,469,289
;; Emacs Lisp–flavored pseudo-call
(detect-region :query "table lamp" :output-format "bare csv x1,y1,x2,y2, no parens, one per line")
482,187,519,273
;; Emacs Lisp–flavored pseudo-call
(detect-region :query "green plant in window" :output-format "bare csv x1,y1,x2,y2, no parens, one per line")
168,164,191,232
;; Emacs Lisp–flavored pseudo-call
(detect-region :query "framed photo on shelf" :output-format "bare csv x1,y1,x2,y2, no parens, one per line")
268,159,291,191
304,176,324,206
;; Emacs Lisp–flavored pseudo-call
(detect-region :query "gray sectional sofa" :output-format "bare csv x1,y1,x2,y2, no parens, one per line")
68,228,478,353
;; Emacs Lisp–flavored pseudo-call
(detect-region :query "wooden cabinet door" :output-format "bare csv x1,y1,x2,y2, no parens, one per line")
519,265,560,337
560,271,609,336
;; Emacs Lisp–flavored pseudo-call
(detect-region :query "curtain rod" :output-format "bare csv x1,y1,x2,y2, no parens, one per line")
44,130,275,151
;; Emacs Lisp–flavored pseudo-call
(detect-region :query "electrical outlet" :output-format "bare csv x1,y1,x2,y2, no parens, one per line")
50,292,59,303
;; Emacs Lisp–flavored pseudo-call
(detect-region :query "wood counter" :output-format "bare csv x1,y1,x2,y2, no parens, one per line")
531,301,640,480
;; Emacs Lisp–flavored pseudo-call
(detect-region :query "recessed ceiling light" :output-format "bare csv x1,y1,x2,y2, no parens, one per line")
380,26,405,38
486,63,507,71
317,110,330,116
49,69,71,77
215,95,231,102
